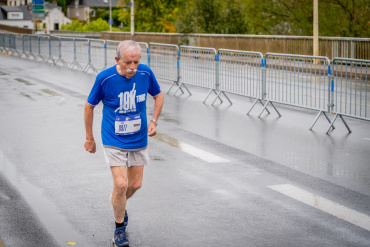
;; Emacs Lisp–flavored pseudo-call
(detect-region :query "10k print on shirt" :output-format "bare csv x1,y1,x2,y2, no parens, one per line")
115,84,146,114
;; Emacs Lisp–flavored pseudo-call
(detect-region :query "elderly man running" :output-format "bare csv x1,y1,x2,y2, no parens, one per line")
84,40,163,247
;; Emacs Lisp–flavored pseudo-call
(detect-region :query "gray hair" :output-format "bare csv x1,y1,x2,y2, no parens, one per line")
116,40,141,60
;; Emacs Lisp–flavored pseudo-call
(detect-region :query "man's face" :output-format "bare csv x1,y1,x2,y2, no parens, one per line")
116,50,141,79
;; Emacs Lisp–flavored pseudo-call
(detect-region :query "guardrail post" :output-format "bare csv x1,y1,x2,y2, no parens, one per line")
49,36,52,59
261,58,267,101
37,36,41,60
327,64,335,114
88,39,91,65
104,40,107,69
177,49,180,83
215,52,219,90
21,34,24,55
73,38,76,63
146,46,150,66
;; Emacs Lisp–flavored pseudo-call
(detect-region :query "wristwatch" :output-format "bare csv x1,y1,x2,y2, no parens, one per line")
151,119,158,126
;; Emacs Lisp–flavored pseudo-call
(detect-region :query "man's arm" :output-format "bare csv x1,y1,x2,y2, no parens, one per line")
148,92,164,137
84,102,96,153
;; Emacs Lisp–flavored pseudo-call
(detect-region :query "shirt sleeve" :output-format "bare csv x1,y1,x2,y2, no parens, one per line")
87,74,105,106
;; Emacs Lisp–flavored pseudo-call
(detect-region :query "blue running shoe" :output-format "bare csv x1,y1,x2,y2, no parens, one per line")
124,210,128,226
113,226,129,247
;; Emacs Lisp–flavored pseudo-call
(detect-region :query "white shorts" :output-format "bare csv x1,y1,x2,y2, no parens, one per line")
103,147,149,167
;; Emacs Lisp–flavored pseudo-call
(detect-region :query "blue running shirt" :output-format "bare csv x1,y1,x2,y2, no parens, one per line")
87,64,161,149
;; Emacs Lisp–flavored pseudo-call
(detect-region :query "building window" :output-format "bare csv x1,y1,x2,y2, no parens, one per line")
11,13,20,19
54,23,59,30
91,9,95,17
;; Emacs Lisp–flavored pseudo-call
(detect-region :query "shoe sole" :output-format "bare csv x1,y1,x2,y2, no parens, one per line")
112,238,130,247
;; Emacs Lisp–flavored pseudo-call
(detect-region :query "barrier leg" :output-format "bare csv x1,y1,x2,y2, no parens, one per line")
258,101,280,118
326,114,352,134
247,99,270,115
258,101,271,118
322,112,335,130
168,81,184,95
211,90,223,105
182,83,192,96
56,58,68,67
173,83,184,95
326,114,339,134
203,89,217,104
269,102,281,117
221,91,232,105
340,115,352,133
310,111,323,130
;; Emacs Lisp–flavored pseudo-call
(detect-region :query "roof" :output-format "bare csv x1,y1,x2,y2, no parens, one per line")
68,0,120,8
18,5,32,20
0,6,32,20
1,6,22,12
44,2,62,10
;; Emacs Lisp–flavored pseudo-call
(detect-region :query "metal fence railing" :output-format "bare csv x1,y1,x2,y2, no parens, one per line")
148,43,181,94
218,49,264,107
180,46,220,102
1,32,369,134
328,58,370,133
261,54,333,128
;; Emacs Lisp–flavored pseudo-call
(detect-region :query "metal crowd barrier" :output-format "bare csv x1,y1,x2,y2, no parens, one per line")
148,43,180,94
1,33,369,133
328,58,370,133
137,42,149,66
261,53,334,129
105,40,120,68
179,46,217,101
85,38,103,73
218,49,264,106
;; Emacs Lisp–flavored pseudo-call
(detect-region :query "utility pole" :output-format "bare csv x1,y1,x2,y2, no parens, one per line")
313,0,319,57
130,0,134,40
109,0,112,32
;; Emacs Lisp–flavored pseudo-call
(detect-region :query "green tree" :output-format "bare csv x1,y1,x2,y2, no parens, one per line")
83,18,110,32
61,19,110,32
118,0,187,32
244,0,369,37
61,20,83,31
175,0,249,34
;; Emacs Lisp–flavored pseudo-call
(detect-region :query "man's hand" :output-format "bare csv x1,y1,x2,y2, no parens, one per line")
148,121,157,136
84,140,96,153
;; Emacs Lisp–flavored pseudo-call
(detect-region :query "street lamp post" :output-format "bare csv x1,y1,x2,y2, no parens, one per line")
313,0,319,57
109,0,112,32
130,0,134,40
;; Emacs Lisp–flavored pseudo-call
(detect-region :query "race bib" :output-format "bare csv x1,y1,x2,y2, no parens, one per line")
115,114,141,135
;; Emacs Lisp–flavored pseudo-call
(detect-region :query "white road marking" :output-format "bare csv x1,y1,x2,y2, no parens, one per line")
177,141,229,163
154,133,229,163
268,184,370,232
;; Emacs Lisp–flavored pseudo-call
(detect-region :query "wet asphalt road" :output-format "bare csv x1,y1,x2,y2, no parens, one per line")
0,54,370,247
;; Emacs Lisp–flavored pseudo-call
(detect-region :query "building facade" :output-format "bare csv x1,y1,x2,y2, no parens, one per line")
67,0,119,22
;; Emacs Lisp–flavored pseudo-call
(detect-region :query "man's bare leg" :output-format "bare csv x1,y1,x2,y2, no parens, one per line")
111,166,128,224
127,166,144,199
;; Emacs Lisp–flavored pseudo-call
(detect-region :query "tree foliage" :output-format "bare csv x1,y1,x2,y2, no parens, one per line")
244,0,369,37
118,0,187,32
175,0,249,34
57,0,368,37
61,18,110,32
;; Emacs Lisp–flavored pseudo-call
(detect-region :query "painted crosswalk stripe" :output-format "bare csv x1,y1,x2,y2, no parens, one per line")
153,133,229,163
268,184,370,232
